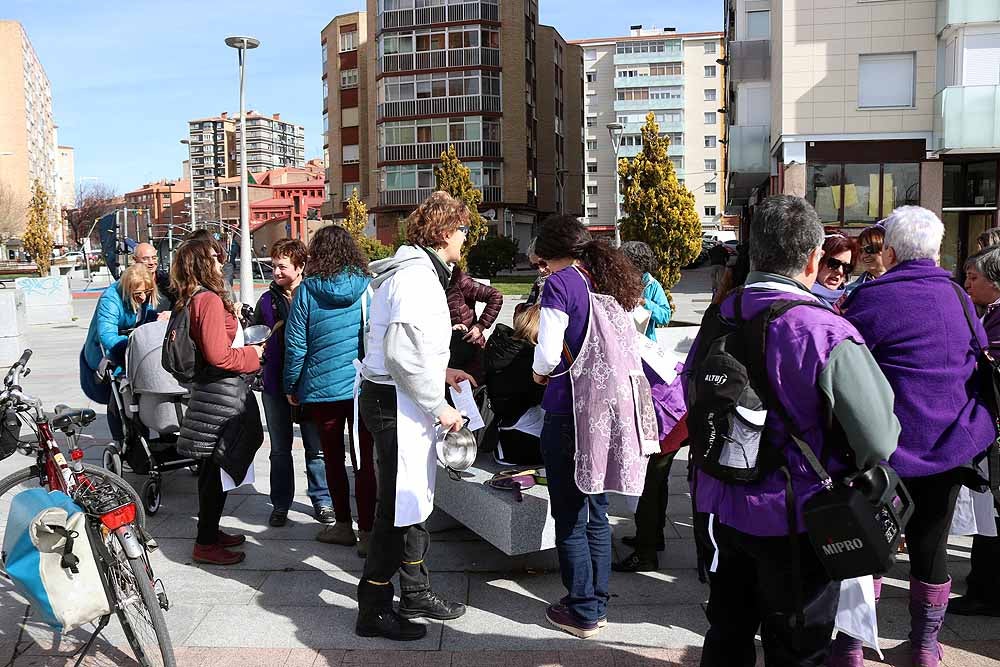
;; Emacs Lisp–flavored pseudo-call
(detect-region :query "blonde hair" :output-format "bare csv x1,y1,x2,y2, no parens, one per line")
406,191,469,248
118,263,157,314
513,304,540,345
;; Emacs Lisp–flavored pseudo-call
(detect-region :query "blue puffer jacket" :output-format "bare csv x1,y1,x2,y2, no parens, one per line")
283,272,371,403
81,283,157,373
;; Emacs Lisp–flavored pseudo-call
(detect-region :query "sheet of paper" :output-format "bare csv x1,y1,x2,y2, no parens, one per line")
449,379,485,430
638,335,681,384
221,462,255,492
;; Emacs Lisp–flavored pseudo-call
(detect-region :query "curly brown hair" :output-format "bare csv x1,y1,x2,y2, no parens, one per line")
406,191,469,248
305,225,370,279
270,238,307,268
534,215,643,310
170,239,236,315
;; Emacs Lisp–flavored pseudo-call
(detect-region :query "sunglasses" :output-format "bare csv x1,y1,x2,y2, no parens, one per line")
824,257,853,274
861,245,881,255
457,225,470,236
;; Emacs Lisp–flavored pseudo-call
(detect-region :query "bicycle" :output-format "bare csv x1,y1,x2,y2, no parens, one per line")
0,349,175,667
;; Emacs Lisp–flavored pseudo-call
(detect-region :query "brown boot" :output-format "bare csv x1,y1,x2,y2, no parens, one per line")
316,522,357,545
193,543,246,565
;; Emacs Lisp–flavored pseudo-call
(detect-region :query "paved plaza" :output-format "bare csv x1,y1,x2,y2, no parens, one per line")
0,269,998,666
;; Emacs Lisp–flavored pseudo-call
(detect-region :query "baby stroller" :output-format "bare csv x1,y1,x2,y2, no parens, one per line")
100,319,197,514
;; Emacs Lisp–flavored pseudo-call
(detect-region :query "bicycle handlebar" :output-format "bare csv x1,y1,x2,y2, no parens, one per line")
4,349,32,388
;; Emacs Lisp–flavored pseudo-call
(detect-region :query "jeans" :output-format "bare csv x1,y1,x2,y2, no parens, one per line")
700,521,840,667
357,382,431,613
902,468,964,584
301,400,377,532
262,392,330,512
196,457,229,545
633,451,677,553
540,412,610,625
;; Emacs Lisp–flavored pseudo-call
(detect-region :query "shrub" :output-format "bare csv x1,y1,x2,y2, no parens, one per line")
467,235,518,278
359,236,393,262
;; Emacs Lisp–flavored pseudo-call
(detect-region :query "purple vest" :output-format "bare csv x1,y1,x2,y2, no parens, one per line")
688,286,864,536
844,259,996,478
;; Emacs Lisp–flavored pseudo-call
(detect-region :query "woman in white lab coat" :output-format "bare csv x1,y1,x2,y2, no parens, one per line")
355,191,476,641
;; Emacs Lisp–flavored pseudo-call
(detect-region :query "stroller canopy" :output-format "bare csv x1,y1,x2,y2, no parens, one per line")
126,320,187,396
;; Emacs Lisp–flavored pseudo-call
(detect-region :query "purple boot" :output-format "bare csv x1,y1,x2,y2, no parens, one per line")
909,577,951,667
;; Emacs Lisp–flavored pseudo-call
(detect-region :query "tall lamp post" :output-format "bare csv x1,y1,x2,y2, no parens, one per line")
180,139,196,231
225,35,260,305
607,122,625,247
164,181,176,264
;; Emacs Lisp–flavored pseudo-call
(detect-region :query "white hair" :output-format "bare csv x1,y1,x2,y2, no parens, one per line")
883,206,945,263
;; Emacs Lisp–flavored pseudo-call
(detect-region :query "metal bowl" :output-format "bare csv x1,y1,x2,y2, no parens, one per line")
243,324,272,346
436,419,477,475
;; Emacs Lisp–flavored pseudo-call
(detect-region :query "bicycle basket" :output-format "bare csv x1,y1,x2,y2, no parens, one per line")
0,409,21,461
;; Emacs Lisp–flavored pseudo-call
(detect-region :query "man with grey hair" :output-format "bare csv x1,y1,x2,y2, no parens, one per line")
688,195,899,666
845,205,997,665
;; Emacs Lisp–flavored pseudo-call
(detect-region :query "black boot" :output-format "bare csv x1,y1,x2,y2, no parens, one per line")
612,550,659,573
356,608,428,641
622,535,665,552
399,589,467,620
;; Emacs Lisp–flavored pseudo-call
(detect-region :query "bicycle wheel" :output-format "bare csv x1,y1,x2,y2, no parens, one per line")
102,528,175,667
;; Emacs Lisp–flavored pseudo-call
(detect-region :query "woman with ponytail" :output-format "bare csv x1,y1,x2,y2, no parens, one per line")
531,216,654,638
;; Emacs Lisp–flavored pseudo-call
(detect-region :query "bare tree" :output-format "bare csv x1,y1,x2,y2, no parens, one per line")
0,181,25,241
68,181,118,244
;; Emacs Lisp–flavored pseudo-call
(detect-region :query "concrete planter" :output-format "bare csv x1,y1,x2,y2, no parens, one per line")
0,290,27,365
15,276,73,325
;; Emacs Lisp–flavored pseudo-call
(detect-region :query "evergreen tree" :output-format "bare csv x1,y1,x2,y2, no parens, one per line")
618,112,701,292
340,187,392,261
434,145,487,267
23,179,53,276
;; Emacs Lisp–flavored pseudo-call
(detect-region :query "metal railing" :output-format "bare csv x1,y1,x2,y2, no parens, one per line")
378,184,502,207
380,47,501,74
378,1,499,31
377,94,502,119
378,139,501,162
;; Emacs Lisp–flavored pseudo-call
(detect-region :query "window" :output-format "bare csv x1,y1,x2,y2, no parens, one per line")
704,41,717,54
342,145,360,164
807,162,920,224
704,65,717,77
670,158,683,170
586,139,598,150
705,182,717,194
704,88,717,101
705,206,717,216
586,72,598,83
586,161,598,174
323,79,328,100
858,53,916,108
746,10,771,40
705,159,717,172
322,43,328,67
704,112,717,124
339,30,358,53
342,182,360,200
584,48,597,61
586,115,597,128
650,63,683,76
666,132,684,145
586,185,598,196
704,135,717,148
616,88,650,101
341,68,359,88
587,205,599,218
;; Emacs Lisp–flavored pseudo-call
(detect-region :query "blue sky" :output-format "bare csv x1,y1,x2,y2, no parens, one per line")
6,0,721,195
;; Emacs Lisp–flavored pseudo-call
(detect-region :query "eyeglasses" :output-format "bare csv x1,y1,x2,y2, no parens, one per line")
136,255,158,263
861,245,882,255
824,257,853,274
457,225,470,236
132,289,151,297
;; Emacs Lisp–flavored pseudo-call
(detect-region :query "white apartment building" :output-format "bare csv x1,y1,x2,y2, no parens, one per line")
725,0,1000,272
572,27,726,237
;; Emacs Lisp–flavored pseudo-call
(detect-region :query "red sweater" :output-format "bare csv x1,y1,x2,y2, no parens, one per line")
188,291,260,375
446,268,503,330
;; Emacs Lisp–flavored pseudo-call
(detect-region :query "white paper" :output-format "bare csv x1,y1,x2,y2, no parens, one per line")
449,379,485,430
638,335,681,384
834,576,883,659
220,463,254,492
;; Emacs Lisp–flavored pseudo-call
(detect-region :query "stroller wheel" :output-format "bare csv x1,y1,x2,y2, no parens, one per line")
102,446,123,477
141,478,162,515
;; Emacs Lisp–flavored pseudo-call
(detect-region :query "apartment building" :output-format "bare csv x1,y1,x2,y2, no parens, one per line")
724,0,1000,272
0,21,58,237
123,179,191,238
321,2,584,250
186,111,305,224
573,27,726,236
55,144,75,211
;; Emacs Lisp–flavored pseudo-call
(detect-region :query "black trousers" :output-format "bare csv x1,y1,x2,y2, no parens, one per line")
901,468,964,585
633,451,677,553
357,382,431,612
196,458,229,545
700,522,839,667
968,519,1000,601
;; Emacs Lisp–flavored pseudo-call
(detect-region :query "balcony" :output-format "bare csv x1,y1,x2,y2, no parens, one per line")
934,85,1000,152
937,0,1000,33
622,120,684,134
378,1,499,32
614,75,684,89
727,124,770,204
614,97,684,112
378,94,502,120
619,144,684,158
613,50,683,66
378,139,502,163
728,40,770,82
379,185,501,207
381,47,501,73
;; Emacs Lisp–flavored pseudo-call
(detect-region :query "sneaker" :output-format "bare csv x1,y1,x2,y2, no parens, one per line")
612,551,659,573
560,596,607,627
316,522,357,545
622,535,665,552
399,590,466,620
356,609,427,641
268,509,288,527
217,530,246,548
192,543,246,566
315,506,336,524
545,603,600,639
357,530,372,558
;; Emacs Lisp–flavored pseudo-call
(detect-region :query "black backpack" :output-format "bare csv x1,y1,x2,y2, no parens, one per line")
162,289,208,384
687,289,827,484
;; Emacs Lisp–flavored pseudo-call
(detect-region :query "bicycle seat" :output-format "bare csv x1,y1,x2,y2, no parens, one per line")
52,408,97,430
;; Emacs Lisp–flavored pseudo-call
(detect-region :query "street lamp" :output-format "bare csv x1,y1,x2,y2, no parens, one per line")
164,181,176,264
607,122,625,247
225,34,260,305
180,139,196,231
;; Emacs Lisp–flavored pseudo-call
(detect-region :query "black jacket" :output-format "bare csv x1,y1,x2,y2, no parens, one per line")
484,325,544,427
177,375,263,481
155,268,177,312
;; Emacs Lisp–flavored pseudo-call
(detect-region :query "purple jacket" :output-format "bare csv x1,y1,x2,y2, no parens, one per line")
253,284,290,397
688,286,866,536
845,259,996,478
984,302,1000,355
